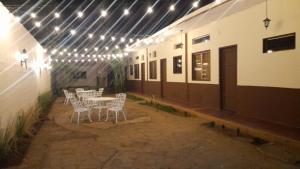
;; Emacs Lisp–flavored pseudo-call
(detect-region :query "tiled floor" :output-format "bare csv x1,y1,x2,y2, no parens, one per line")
9,97,300,169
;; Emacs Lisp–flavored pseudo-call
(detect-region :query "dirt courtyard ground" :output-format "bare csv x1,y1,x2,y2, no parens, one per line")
8,97,300,169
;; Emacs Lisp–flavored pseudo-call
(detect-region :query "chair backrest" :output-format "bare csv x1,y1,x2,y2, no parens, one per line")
96,88,104,97
70,99,85,111
63,89,69,97
116,93,126,109
75,88,84,93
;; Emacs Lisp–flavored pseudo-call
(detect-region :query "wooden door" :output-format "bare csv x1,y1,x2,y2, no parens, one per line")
219,45,237,112
141,63,145,94
160,59,166,98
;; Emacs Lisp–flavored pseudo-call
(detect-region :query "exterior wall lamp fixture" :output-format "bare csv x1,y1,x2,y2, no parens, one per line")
20,49,28,69
263,0,271,29
178,30,184,49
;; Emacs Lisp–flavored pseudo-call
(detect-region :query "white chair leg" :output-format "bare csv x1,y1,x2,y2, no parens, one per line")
115,111,118,123
98,108,102,121
122,111,127,120
105,109,110,121
77,112,80,125
88,110,92,122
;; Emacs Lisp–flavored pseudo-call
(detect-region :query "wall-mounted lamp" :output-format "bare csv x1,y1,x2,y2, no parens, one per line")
178,30,184,49
263,0,271,29
20,49,28,69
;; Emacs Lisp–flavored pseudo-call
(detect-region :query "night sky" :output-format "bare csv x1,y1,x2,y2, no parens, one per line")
2,0,214,53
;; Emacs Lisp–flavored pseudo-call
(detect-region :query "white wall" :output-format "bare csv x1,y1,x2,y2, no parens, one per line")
128,0,300,89
0,3,51,128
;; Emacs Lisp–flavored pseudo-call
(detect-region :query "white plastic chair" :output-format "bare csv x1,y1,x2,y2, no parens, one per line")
63,90,75,104
75,88,84,93
95,88,104,97
70,99,92,125
105,93,127,123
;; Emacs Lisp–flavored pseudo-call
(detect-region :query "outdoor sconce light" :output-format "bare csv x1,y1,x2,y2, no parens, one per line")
263,18,271,29
20,49,28,69
263,0,271,29
179,30,184,49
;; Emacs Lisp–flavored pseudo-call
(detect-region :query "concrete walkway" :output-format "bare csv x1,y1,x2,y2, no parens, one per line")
9,97,300,169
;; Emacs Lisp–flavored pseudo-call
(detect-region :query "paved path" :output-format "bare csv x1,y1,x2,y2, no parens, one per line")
9,97,300,169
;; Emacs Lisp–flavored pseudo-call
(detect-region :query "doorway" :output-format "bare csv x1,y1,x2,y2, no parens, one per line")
141,63,145,94
160,59,166,98
219,45,238,112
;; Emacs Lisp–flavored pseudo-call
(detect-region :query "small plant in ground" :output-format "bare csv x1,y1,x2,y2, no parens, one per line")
0,122,15,162
15,112,29,138
127,94,144,101
37,91,54,117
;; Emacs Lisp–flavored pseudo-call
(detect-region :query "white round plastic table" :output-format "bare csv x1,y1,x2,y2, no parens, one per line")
87,97,116,102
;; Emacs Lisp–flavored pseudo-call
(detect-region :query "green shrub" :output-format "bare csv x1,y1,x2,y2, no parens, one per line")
127,94,144,101
139,101,177,113
37,91,54,115
0,123,15,161
15,112,29,138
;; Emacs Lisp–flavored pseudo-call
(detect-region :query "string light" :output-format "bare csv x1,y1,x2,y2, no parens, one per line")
129,38,134,43
74,49,77,52
54,26,60,31
169,4,175,11
88,33,93,38
111,36,116,41
81,54,85,57
77,11,83,18
193,1,199,8
30,13,36,18
115,45,119,49
121,37,125,42
94,47,98,51
124,9,129,15
147,7,153,14
85,48,88,52
54,12,60,18
101,10,107,17
35,22,41,27
70,29,76,35
100,35,105,40
105,46,109,50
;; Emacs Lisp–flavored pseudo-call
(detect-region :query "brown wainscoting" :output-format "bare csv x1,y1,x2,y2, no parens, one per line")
188,83,220,108
237,86,300,128
162,82,188,105
126,80,142,93
143,81,161,98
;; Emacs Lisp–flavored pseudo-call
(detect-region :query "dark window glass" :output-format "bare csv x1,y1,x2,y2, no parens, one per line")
263,33,295,53
149,61,157,79
134,64,139,79
173,56,182,74
192,35,210,45
192,51,210,81
129,65,133,75
73,72,87,79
